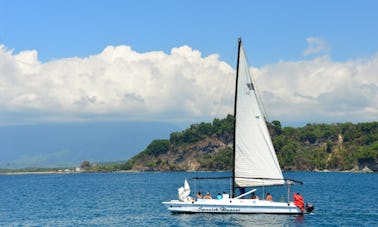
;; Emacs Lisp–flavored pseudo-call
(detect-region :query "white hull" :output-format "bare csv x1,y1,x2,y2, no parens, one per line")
163,198,302,214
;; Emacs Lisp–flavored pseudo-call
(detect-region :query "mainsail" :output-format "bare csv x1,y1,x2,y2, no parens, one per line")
234,39,284,187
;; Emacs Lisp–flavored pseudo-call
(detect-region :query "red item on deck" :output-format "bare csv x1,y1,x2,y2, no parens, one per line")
293,193,305,212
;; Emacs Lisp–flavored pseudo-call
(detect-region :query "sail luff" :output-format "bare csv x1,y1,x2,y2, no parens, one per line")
234,40,284,188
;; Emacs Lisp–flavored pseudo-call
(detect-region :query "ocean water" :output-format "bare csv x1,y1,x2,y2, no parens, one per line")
0,172,377,226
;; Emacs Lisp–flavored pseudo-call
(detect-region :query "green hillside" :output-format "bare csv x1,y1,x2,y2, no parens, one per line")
98,115,378,172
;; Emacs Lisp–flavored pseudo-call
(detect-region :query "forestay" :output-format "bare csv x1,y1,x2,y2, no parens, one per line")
234,43,284,187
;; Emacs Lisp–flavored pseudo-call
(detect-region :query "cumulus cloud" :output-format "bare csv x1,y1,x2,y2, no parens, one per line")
0,43,377,126
303,37,330,56
254,54,378,123
0,44,234,125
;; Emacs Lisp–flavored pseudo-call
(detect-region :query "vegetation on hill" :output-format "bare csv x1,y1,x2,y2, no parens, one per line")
2,116,376,174
116,115,378,172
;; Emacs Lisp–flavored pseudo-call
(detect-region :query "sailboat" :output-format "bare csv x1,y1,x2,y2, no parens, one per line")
163,38,314,214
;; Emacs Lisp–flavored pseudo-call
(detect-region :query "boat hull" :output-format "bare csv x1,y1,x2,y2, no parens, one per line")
163,199,302,214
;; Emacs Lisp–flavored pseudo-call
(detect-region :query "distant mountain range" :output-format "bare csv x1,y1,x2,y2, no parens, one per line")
0,121,180,169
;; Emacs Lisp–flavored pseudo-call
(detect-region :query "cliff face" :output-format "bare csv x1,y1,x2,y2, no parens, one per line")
358,159,378,172
130,137,230,171
123,117,378,172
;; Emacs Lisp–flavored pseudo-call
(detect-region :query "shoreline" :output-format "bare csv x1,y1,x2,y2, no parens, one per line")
0,169,140,175
1,169,376,175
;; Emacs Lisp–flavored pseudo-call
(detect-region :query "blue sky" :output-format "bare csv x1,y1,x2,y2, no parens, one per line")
2,0,377,66
0,0,377,126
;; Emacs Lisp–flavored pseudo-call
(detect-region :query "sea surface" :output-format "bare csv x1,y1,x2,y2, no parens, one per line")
0,171,377,226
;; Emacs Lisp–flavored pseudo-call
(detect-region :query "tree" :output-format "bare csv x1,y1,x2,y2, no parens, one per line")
271,120,282,135
145,139,170,156
80,160,91,169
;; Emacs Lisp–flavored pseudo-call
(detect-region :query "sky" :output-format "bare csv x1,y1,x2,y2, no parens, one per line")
1,0,378,127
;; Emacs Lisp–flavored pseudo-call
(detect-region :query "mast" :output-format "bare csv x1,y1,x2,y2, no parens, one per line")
232,37,242,197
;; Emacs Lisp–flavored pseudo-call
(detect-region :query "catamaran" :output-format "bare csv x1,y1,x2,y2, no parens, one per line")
163,38,314,214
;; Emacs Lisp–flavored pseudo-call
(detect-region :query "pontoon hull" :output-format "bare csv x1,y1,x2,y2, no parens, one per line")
163,199,302,214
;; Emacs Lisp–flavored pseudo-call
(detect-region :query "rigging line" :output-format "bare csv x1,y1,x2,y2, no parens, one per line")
257,116,282,172
251,83,282,173
242,43,281,174
248,59,269,121
248,70,280,171
239,41,268,120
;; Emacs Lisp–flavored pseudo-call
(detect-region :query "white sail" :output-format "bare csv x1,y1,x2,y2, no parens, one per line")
178,179,191,201
234,42,284,187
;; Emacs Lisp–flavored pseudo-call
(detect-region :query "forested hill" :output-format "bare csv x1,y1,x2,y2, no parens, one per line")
119,115,378,172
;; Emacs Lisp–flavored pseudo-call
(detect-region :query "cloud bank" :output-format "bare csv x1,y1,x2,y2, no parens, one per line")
0,42,377,125
255,55,378,123
0,45,234,125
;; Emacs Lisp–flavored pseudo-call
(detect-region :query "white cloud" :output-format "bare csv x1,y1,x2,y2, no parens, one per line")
303,37,330,56
1,44,377,126
254,54,378,124
0,44,235,125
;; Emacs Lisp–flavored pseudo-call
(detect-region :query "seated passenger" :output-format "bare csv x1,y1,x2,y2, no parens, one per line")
196,191,203,199
222,192,229,199
251,192,259,200
265,192,273,201
216,193,223,200
203,192,212,199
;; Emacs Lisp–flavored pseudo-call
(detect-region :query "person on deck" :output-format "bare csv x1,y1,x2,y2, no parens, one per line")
293,192,305,212
203,192,212,199
216,193,223,200
196,191,203,199
265,192,273,201
251,192,259,200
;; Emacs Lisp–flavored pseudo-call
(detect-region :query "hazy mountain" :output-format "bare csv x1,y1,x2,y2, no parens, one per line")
0,122,181,169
